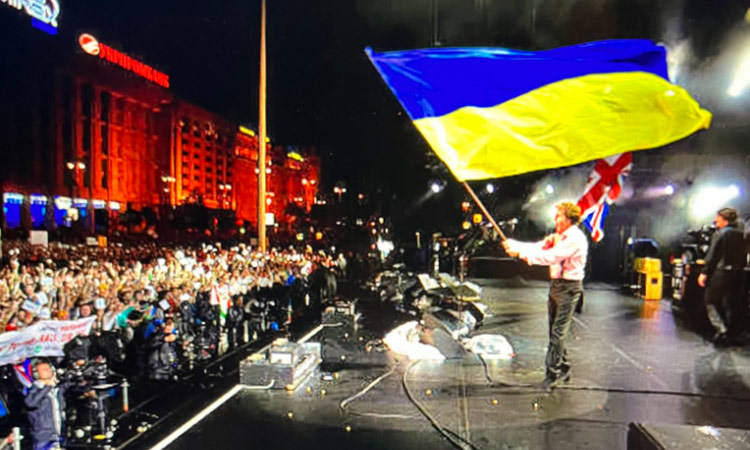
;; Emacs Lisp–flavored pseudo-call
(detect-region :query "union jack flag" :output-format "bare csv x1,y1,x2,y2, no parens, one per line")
577,152,632,242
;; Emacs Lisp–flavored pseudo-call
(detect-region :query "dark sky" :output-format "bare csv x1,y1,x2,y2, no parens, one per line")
3,0,749,236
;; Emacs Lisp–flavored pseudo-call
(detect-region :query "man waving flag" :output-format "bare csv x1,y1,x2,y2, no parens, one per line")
366,40,711,181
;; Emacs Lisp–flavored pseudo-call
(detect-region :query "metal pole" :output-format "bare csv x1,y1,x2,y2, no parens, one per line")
461,181,507,241
258,0,267,252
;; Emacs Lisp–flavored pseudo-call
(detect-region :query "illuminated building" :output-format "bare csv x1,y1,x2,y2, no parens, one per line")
233,127,261,224
0,23,321,234
52,53,172,225
232,129,321,229
171,100,235,210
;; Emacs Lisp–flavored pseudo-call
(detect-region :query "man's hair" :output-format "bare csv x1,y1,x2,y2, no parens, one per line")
557,202,582,225
717,207,739,227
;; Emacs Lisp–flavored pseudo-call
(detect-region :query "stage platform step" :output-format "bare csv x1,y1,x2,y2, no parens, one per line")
628,422,750,450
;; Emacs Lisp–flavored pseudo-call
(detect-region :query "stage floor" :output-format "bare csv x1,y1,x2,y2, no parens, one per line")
131,281,750,449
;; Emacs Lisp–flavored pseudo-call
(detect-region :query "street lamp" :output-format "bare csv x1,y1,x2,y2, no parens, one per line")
66,160,88,231
161,175,176,207
218,183,232,209
333,185,347,203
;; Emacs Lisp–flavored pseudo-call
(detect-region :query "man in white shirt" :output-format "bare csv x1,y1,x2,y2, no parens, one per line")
503,202,588,391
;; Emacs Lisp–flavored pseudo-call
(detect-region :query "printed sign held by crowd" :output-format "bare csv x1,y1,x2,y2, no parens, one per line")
0,317,96,365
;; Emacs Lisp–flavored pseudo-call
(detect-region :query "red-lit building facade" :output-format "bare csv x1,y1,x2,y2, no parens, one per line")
233,130,321,228
0,28,320,234
51,54,172,221
171,101,236,210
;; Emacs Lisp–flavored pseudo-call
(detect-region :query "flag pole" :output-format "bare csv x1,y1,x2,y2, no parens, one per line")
461,181,507,241
257,0,267,252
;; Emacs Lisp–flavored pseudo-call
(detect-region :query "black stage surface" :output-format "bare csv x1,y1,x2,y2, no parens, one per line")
125,280,750,450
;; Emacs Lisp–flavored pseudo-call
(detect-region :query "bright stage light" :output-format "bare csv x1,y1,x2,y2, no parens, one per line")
486,183,494,194
430,182,442,193
665,184,675,196
545,184,555,194
689,185,742,221
727,43,750,97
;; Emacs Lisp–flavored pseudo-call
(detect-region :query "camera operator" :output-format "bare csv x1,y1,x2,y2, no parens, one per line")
697,207,747,344
24,359,73,450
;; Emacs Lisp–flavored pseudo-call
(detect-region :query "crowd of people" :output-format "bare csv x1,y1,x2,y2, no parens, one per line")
0,239,348,449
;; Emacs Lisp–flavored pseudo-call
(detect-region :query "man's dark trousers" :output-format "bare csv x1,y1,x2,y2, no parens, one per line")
546,279,582,382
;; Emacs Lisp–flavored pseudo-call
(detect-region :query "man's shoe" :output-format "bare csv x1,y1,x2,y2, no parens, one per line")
712,331,730,347
542,372,570,392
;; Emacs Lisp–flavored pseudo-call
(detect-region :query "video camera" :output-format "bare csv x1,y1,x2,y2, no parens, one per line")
681,224,716,262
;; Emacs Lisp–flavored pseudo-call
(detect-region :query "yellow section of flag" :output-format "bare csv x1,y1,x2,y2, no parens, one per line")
414,71,711,181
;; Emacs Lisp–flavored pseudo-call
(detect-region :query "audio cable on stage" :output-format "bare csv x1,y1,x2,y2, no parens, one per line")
339,365,397,411
402,360,485,450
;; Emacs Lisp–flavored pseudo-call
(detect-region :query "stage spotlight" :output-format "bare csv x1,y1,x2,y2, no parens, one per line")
689,184,742,221
486,183,495,194
665,184,675,196
545,184,555,194
728,42,750,97
430,182,442,193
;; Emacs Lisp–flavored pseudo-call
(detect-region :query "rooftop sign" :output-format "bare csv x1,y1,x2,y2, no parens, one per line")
78,33,170,88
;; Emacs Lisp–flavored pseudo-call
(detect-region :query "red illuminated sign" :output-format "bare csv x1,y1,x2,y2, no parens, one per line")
78,34,170,88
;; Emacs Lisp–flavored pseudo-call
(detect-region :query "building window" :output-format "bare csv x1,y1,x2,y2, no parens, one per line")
101,159,108,189
193,165,200,171
182,151,189,158
193,176,199,181
81,84,93,118
100,92,111,122
62,115,73,162
193,142,201,148
83,118,91,152
206,167,213,173
101,125,109,156
113,98,124,124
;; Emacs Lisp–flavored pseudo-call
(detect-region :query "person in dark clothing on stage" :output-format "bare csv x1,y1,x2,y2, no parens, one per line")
226,297,245,350
503,202,588,391
698,207,747,344
24,359,73,450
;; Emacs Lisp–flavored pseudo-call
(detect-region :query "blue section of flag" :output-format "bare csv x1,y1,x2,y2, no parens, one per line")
366,40,669,120
582,202,609,241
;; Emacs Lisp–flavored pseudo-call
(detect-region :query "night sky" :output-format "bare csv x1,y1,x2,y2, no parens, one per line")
3,0,750,240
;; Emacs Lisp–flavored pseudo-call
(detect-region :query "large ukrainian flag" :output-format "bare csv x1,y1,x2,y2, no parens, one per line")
366,40,711,181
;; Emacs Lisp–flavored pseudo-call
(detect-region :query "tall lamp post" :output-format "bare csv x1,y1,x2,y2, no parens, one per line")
66,161,86,229
258,0,267,252
218,183,232,209
161,175,176,206
333,185,347,203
